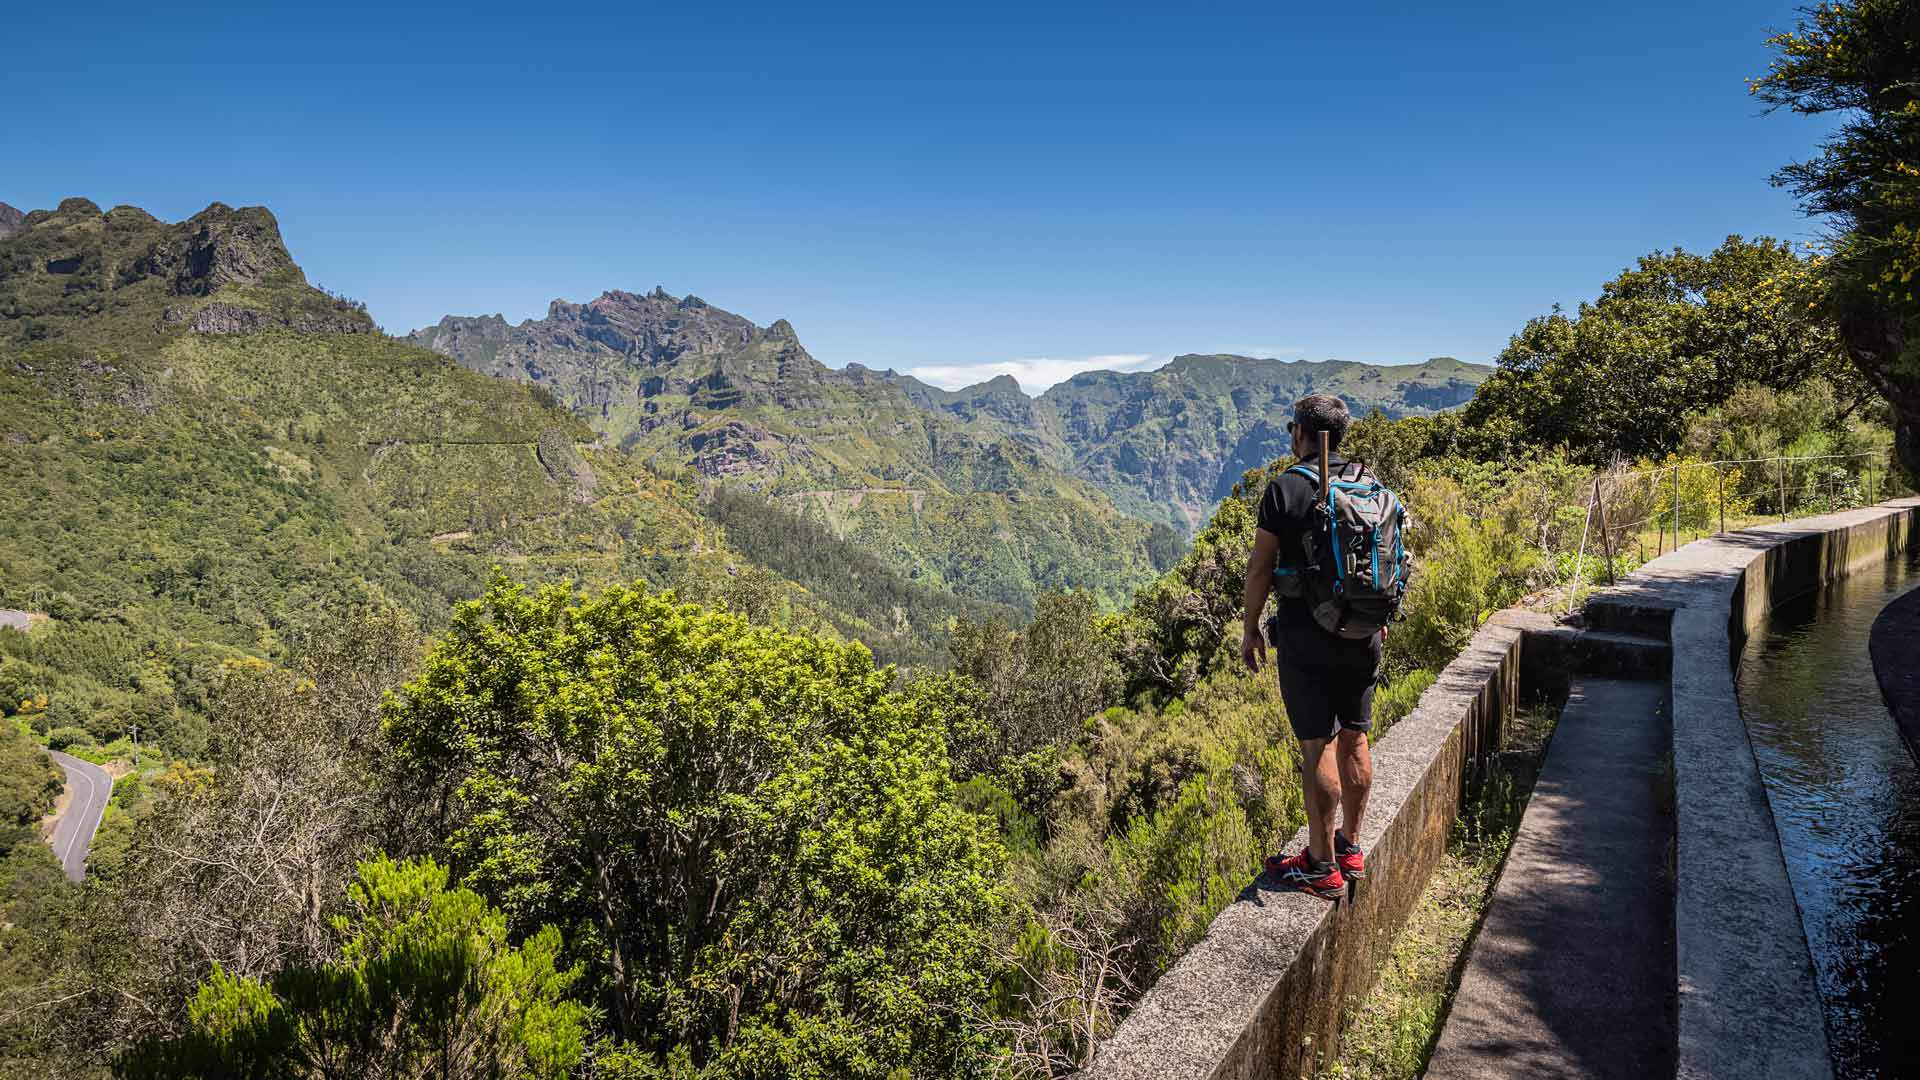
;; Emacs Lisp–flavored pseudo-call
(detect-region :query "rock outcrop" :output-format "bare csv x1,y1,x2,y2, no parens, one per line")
0,198,374,338
0,202,25,240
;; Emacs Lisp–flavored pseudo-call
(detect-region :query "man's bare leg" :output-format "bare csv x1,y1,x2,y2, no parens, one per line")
1335,728,1373,843
1300,737,1342,864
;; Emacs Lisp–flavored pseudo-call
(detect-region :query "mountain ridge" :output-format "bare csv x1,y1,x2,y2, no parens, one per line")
413,291,1489,535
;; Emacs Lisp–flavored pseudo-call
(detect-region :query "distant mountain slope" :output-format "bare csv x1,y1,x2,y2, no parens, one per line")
858,353,1487,532
413,288,1487,573
0,203,24,241
411,292,1168,609
1038,353,1487,531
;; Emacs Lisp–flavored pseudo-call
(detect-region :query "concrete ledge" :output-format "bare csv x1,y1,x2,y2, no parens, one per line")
1083,608,1548,1079
1872,582,1920,766
1584,497,1919,1080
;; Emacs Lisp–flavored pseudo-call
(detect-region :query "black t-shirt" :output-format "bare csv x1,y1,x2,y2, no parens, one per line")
1256,453,1382,670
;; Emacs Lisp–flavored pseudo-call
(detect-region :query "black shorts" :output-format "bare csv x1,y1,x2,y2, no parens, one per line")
1266,613,1377,742
1275,657,1376,742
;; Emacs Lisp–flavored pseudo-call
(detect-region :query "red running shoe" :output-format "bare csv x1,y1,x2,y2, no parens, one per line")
1264,850,1345,900
1335,830,1365,879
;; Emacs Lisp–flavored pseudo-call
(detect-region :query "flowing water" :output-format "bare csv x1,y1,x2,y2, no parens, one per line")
1738,549,1920,1080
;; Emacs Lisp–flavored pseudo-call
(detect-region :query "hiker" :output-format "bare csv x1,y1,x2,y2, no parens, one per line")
1240,394,1411,900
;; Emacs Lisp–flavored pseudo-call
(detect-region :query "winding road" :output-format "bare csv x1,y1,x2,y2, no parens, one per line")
45,750,112,882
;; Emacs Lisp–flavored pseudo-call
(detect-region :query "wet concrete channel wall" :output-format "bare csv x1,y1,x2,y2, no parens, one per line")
1082,496,1919,1080
1874,583,1920,765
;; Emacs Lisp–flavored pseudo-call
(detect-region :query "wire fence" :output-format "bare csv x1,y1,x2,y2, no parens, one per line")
1561,448,1904,612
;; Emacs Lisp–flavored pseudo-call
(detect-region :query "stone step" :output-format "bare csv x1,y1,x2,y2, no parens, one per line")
1517,624,1671,704
1582,595,1680,641
1425,677,1676,1080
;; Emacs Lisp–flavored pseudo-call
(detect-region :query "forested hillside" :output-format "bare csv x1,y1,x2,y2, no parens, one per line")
410,291,1170,609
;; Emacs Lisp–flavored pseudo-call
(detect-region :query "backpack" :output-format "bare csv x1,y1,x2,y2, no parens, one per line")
1272,461,1412,640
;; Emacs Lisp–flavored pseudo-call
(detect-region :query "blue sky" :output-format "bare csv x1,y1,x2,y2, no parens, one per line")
3,1,1830,392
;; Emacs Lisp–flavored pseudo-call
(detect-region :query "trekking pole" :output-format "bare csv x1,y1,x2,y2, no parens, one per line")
1319,430,1330,497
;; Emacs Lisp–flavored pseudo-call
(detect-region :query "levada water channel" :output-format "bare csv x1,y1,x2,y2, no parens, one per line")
1737,547,1920,1079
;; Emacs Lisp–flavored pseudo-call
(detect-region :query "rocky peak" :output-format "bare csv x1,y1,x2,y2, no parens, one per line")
2,197,367,339
160,203,301,296
0,202,24,240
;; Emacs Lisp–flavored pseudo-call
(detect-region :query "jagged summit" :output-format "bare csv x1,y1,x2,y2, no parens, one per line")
0,202,25,240
0,198,372,339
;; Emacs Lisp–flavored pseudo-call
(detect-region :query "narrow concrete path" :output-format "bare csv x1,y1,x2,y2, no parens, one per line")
46,750,112,882
1425,678,1676,1079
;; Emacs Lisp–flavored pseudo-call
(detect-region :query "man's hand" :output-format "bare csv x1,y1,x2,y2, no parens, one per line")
1242,527,1281,675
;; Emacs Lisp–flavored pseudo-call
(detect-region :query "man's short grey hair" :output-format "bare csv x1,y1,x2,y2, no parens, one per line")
1293,394,1352,452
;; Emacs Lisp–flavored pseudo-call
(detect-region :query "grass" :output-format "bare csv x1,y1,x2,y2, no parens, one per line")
1314,703,1560,1080
1316,832,1510,1080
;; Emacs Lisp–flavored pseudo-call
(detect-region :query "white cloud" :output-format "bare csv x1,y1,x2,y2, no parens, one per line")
904,353,1159,395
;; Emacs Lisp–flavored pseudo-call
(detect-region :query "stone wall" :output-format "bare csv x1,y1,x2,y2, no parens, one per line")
1082,609,1544,1079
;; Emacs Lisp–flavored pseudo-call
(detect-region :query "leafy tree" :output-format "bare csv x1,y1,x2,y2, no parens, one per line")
1754,0,1920,476
117,856,591,1080
1464,237,1863,462
383,578,1005,1079
949,590,1116,780
111,605,424,1042
0,723,62,853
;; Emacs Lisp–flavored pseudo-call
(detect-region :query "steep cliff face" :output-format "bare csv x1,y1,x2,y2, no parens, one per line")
0,202,24,241
411,289,853,436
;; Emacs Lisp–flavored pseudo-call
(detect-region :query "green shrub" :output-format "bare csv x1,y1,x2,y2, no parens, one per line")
44,726,90,751
384,577,1006,1079
118,856,593,1080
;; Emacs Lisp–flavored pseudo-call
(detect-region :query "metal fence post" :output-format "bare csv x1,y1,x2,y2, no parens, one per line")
1596,476,1616,584
1673,465,1682,552
1777,458,1788,522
